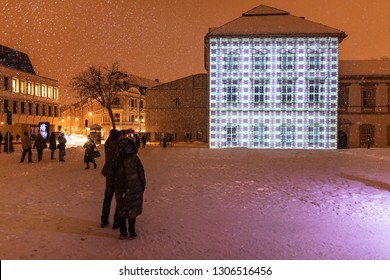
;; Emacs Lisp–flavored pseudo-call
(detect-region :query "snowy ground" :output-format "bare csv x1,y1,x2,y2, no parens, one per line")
1,143,390,260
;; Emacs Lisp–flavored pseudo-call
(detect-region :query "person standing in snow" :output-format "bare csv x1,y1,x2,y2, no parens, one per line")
58,133,67,162
20,131,33,163
48,132,57,159
83,135,97,169
33,132,47,162
4,132,14,153
141,134,147,148
100,129,120,229
110,136,146,240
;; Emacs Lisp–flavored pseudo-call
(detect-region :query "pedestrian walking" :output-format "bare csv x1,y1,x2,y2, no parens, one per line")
100,129,121,229
110,136,146,240
20,131,33,163
83,135,97,169
141,134,147,148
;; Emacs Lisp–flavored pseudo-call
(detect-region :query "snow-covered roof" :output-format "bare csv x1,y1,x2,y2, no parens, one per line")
126,74,161,89
339,60,390,77
207,5,347,41
0,44,36,74
149,73,207,90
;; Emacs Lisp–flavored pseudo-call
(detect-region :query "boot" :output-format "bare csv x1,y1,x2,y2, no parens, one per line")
85,164,90,169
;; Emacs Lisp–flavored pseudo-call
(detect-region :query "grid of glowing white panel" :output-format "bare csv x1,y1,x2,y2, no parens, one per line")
209,37,339,149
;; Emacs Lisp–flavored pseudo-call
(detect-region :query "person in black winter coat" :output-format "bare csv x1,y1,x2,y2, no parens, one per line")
0,131,3,153
48,132,57,159
33,133,47,161
110,137,146,240
83,135,97,169
100,129,121,229
58,133,67,161
4,132,14,153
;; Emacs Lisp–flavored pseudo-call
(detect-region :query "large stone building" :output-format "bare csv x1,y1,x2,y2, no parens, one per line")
145,74,208,142
205,5,347,149
338,60,390,148
0,45,60,138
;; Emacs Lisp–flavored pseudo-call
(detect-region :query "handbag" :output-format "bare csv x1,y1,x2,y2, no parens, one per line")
92,149,101,158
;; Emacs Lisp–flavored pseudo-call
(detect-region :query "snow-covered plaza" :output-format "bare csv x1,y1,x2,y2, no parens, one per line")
1,144,390,259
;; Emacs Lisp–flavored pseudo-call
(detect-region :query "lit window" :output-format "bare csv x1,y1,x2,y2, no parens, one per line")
280,50,295,71
12,78,19,92
280,79,295,103
53,88,58,99
48,86,52,98
308,79,324,103
252,50,268,71
20,81,25,93
27,82,32,95
223,50,240,72
114,114,120,122
35,84,40,96
41,84,47,97
252,79,268,103
223,79,240,103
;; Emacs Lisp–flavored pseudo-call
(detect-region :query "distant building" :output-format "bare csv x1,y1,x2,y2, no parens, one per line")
60,74,160,140
205,5,347,149
145,74,208,142
0,45,60,138
338,60,390,148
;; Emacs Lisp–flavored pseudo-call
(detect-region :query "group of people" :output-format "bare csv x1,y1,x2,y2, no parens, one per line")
19,131,67,163
0,131,15,153
100,129,146,240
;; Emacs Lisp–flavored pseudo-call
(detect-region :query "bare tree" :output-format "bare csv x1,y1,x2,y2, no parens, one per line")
71,62,128,129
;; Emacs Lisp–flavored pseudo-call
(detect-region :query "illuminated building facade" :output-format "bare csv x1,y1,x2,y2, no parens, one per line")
205,5,347,149
0,45,60,137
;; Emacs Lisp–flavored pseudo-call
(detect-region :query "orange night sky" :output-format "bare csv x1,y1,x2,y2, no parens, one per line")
1,0,389,103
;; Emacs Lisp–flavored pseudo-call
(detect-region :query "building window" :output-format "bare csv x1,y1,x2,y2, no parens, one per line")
114,113,120,123
361,86,376,108
131,115,135,123
12,78,19,92
223,50,240,72
130,99,135,107
387,125,390,146
35,84,40,96
48,86,52,98
54,106,58,117
280,50,295,71
174,97,181,106
253,125,268,147
280,79,295,103
339,84,349,109
27,82,32,95
252,79,268,103
360,124,374,146
308,125,322,146
4,99,9,112
307,79,324,103
28,103,33,115
35,104,39,116
41,84,47,97
226,125,237,145
21,102,25,114
252,50,268,71
42,104,46,116
280,124,294,146
223,79,240,103
308,50,323,71
53,87,58,99
20,81,26,93
140,100,144,108
12,101,17,114
196,131,203,140
3,77,9,90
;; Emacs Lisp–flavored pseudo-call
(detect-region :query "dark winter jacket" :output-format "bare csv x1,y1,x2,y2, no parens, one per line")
33,135,47,150
21,134,32,149
48,133,57,150
3,133,14,152
58,134,67,150
111,137,146,219
83,138,96,163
